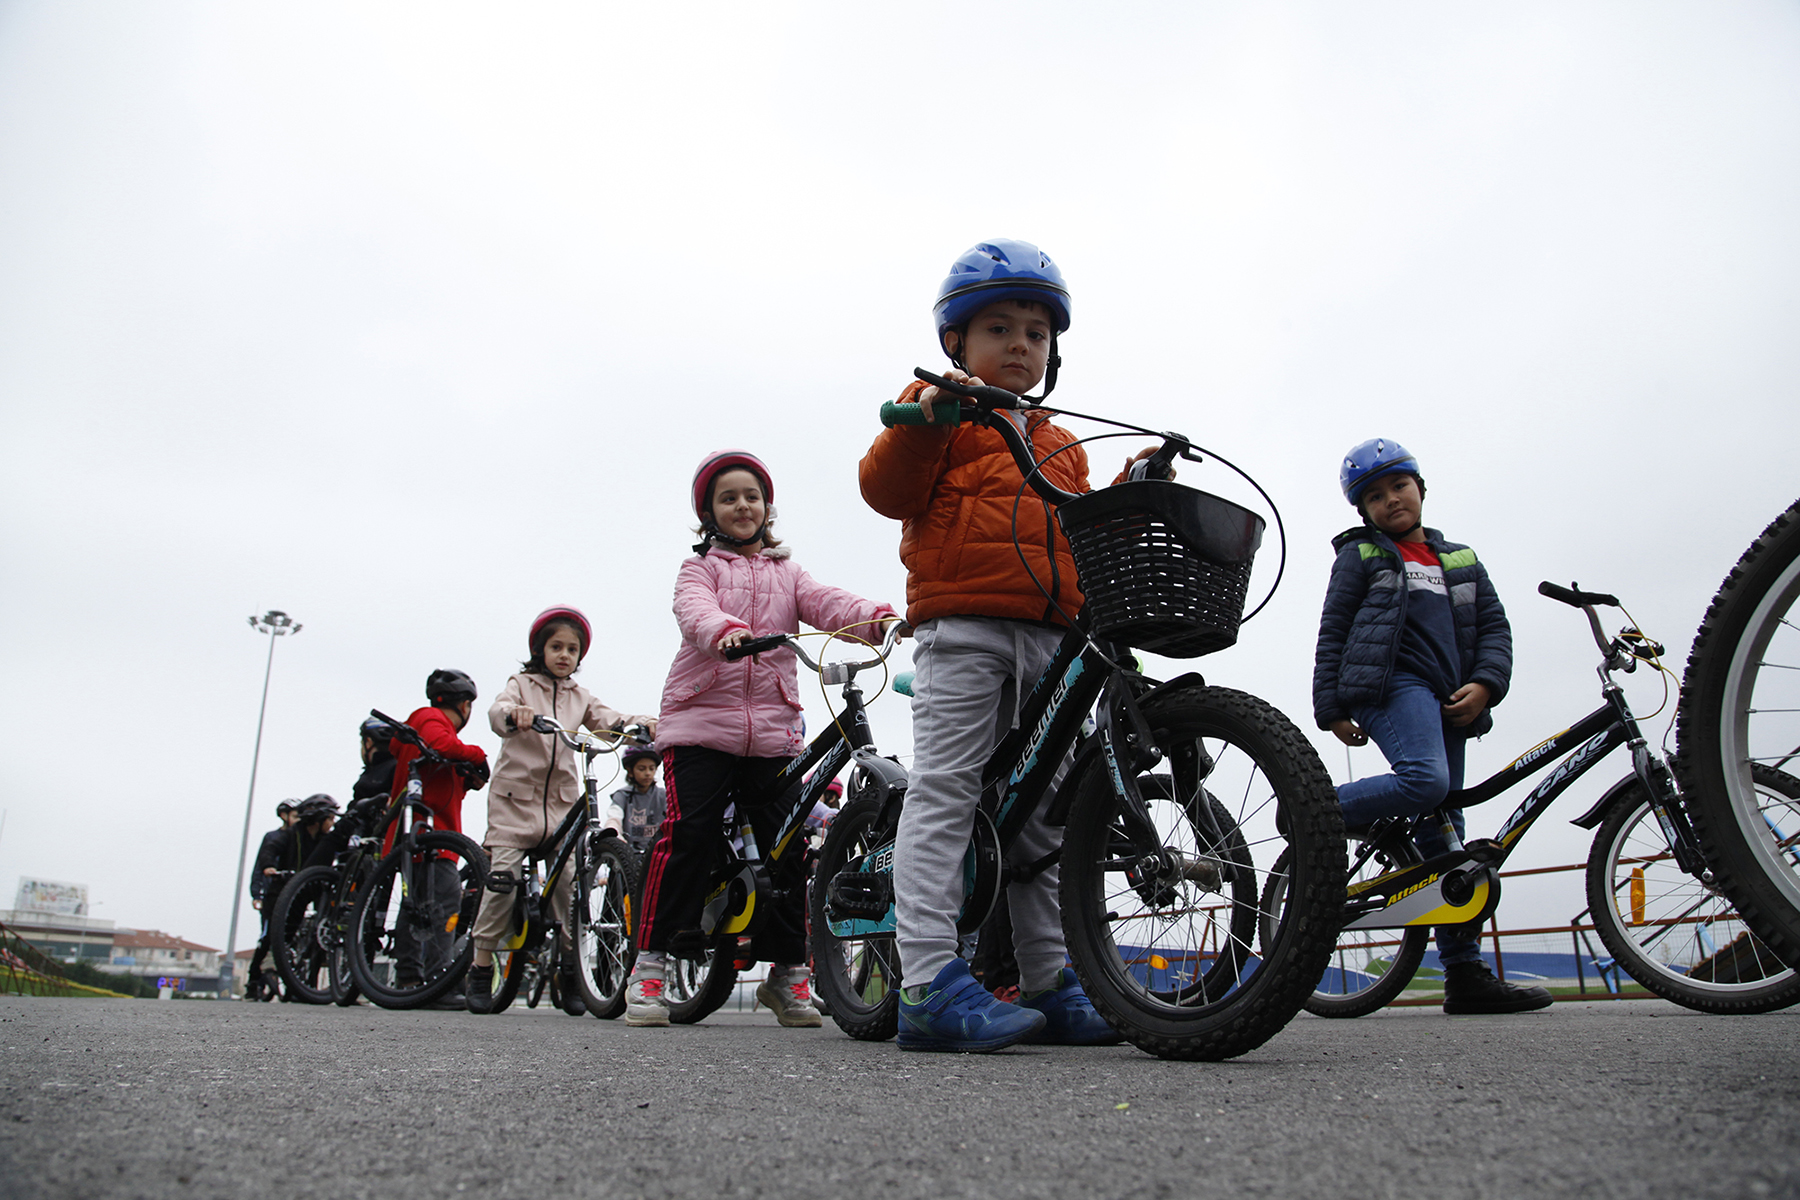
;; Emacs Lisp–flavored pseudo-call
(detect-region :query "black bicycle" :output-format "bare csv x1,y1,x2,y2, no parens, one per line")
811,370,1347,1062
267,797,390,1006
483,717,642,1018
1678,498,1800,968
644,622,908,1024
341,711,491,1009
1268,582,1800,1017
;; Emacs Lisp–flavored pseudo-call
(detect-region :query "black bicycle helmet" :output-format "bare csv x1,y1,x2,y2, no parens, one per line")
296,794,341,822
425,668,478,705
621,743,659,770
359,715,393,743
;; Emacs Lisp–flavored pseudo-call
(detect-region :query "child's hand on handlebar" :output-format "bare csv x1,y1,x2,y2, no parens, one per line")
1331,719,1369,747
717,628,754,653
1123,445,1176,482
920,368,982,424
509,704,536,732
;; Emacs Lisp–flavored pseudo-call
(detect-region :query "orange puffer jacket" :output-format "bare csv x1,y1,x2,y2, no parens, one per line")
860,378,1092,627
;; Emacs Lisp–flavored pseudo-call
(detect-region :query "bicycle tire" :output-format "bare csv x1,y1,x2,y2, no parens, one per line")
571,834,638,1019
810,792,900,1041
269,865,338,1005
329,935,360,1006
1587,770,1800,1014
345,831,488,1009
1677,497,1800,963
664,941,737,1024
329,861,370,1006
1260,844,1431,1018
1060,685,1346,1061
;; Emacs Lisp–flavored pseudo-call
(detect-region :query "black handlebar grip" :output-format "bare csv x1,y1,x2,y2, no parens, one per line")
910,367,1023,409
723,634,790,661
370,709,423,748
530,716,557,734
1538,581,1621,608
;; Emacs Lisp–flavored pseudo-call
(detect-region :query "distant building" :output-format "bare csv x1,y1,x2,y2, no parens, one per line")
106,930,222,982
0,906,116,964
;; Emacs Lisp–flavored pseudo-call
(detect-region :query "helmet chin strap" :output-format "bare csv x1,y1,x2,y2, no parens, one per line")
693,519,767,555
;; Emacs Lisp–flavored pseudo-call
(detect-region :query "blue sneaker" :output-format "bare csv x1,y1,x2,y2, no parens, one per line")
897,959,1047,1052
1021,968,1125,1045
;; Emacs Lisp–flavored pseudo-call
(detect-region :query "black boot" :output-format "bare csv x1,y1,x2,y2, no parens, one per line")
556,964,587,1017
1442,961,1553,1014
465,964,495,1014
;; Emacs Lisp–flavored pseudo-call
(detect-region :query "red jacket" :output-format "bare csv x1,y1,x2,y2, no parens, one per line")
389,706,488,836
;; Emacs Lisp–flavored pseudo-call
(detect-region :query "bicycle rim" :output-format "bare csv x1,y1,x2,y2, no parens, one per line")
1588,774,1800,1013
573,836,637,1019
1060,685,1345,1060
810,793,900,1040
346,832,486,1009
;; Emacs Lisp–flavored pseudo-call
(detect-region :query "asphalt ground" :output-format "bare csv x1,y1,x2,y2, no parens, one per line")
2,994,1797,1200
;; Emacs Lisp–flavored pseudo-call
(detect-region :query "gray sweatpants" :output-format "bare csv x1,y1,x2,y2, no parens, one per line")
896,616,1072,994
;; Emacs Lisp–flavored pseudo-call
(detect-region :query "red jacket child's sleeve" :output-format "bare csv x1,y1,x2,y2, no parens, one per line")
411,708,488,764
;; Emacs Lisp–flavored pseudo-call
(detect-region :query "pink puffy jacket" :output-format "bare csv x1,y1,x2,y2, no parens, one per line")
657,545,897,758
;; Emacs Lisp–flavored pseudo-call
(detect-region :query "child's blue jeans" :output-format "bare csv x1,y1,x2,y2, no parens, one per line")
1337,673,1482,969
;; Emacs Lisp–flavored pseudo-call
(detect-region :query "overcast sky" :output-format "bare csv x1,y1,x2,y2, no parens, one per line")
3,3,1797,952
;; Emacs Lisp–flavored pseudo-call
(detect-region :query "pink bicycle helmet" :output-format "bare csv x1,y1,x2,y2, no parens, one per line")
529,606,592,659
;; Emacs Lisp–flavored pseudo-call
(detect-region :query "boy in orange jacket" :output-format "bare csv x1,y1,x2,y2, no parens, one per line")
860,239,1150,1052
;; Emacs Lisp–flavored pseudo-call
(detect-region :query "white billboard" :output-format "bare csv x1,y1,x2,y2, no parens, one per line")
15,877,88,916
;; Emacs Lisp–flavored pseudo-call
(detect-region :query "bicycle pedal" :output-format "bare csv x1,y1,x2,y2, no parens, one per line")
666,930,710,959
485,871,516,894
825,870,892,921
1465,839,1505,864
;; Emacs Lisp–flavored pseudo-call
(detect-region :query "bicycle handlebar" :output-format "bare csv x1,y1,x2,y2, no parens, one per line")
720,620,906,675
528,715,651,754
1533,582,1634,665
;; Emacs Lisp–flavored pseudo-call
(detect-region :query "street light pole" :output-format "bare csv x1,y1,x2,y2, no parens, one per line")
222,610,301,996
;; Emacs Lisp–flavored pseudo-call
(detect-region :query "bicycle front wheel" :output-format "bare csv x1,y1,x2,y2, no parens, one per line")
346,832,488,1009
665,941,738,1024
810,792,900,1041
1261,840,1431,1019
571,833,639,1019
1588,771,1800,1014
269,865,338,1005
1060,685,1346,1061
1678,498,1800,962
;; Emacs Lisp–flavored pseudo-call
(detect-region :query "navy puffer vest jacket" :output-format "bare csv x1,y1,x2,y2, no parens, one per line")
1311,526,1513,737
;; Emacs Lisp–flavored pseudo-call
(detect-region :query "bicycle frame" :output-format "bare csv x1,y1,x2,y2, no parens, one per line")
1340,589,1711,933
696,657,885,941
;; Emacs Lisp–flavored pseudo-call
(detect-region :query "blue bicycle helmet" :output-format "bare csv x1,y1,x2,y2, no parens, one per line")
1339,438,1421,506
933,239,1071,344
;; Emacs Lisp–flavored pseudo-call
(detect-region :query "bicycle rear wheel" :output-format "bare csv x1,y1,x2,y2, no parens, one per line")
665,941,737,1024
810,792,900,1041
1060,685,1346,1061
1678,498,1800,962
269,865,338,1005
1588,771,1800,1014
571,833,638,1019
1262,839,1431,1018
346,831,487,1009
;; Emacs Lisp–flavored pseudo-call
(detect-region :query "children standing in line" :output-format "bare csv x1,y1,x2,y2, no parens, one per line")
466,607,657,1015
859,239,1154,1052
1312,438,1550,1014
606,744,667,861
626,449,898,1029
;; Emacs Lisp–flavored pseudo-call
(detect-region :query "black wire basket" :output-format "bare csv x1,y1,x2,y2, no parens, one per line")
1057,480,1264,658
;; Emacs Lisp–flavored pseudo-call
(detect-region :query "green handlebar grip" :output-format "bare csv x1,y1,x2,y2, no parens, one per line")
880,399,961,427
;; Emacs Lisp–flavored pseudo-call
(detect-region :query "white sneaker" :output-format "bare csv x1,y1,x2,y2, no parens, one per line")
756,966,823,1028
624,966,670,1027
